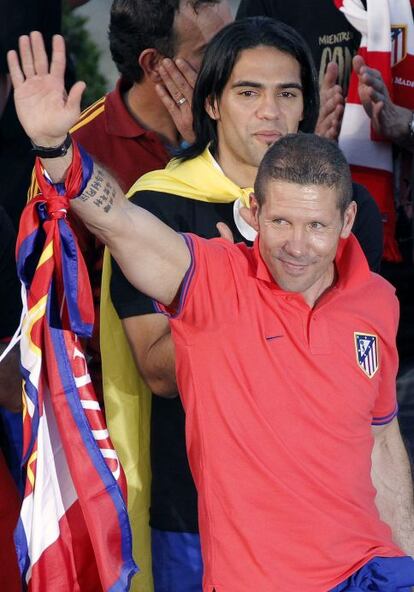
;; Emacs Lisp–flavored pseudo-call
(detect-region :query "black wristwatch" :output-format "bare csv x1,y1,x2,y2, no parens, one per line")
31,133,72,158
408,112,414,140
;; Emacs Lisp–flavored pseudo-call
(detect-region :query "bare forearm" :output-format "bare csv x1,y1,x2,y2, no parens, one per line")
41,149,190,305
41,146,129,245
122,315,178,398
383,106,414,150
372,421,414,555
141,333,177,397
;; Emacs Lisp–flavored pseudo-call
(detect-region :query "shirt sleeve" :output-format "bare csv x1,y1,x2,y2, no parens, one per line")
154,233,244,336
371,290,399,425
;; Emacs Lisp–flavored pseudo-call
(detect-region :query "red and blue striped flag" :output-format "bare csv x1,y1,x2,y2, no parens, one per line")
14,144,138,591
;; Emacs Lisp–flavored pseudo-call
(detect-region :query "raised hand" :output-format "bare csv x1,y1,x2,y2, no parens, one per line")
7,31,85,147
353,54,412,146
155,57,197,144
315,62,344,141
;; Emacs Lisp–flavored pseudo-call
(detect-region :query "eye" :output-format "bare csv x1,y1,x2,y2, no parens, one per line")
278,91,296,98
272,218,289,226
309,221,325,230
239,90,257,97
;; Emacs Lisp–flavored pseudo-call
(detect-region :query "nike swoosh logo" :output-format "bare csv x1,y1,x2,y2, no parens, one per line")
265,334,284,341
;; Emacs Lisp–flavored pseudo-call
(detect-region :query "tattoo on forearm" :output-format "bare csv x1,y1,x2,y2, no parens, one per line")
79,168,116,213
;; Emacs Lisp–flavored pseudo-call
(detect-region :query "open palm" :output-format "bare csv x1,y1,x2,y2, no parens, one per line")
7,32,85,146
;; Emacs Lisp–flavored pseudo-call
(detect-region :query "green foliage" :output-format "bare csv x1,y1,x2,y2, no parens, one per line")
62,2,108,108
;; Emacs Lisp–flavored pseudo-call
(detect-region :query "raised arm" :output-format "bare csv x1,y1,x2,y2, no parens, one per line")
7,32,190,306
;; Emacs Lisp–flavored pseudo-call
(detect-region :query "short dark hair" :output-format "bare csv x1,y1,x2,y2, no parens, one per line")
254,134,353,215
180,17,319,160
109,0,220,84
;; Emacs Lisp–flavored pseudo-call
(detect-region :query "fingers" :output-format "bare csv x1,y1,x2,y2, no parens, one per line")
320,62,339,92
158,58,195,105
155,80,195,144
371,101,385,132
7,31,58,86
67,80,86,112
31,31,49,76
175,58,197,89
6,50,24,88
216,222,234,243
352,54,366,75
50,34,66,80
18,35,35,79
320,84,344,116
155,82,181,117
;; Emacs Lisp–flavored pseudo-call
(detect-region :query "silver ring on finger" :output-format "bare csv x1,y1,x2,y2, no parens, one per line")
176,96,187,106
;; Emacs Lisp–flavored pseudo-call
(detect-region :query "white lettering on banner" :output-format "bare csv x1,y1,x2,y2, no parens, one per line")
319,31,353,45
394,76,414,87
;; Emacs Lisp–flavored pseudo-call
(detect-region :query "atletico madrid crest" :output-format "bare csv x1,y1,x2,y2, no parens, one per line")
354,333,379,378
391,25,407,67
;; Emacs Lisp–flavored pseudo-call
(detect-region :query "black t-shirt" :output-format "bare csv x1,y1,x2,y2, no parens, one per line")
236,0,361,92
0,207,21,339
110,182,382,533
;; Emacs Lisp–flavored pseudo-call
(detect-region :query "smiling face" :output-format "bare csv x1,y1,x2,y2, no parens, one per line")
206,45,304,187
250,180,356,307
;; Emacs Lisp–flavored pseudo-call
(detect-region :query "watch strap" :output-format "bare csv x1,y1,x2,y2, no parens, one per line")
31,133,72,158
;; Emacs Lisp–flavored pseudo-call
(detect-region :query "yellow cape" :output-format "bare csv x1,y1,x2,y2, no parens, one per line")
100,148,252,591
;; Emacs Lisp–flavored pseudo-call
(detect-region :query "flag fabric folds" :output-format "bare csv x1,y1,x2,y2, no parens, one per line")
335,0,414,262
14,143,138,591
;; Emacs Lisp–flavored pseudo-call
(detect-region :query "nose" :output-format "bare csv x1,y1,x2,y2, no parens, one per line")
256,92,282,120
283,226,308,258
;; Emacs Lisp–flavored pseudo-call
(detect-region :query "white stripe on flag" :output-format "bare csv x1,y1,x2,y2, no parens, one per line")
21,389,77,582
339,104,393,171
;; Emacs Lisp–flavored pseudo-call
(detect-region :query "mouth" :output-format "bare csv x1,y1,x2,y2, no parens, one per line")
278,259,310,275
253,131,282,145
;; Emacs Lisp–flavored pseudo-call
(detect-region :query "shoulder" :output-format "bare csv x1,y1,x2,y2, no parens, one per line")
365,271,398,318
187,233,252,268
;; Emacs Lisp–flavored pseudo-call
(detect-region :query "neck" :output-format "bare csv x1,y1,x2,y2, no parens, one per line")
124,82,180,147
213,145,257,189
303,264,336,308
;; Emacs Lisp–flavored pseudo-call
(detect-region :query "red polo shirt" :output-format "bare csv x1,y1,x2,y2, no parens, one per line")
156,233,402,592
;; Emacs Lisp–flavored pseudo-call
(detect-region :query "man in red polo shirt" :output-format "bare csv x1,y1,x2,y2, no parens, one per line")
8,31,414,591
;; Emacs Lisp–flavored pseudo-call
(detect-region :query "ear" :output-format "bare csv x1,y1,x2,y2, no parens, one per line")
139,48,163,83
204,96,220,121
241,193,260,232
340,200,357,239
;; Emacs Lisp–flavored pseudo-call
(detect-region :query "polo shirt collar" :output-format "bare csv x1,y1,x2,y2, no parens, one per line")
253,233,371,293
105,78,148,139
